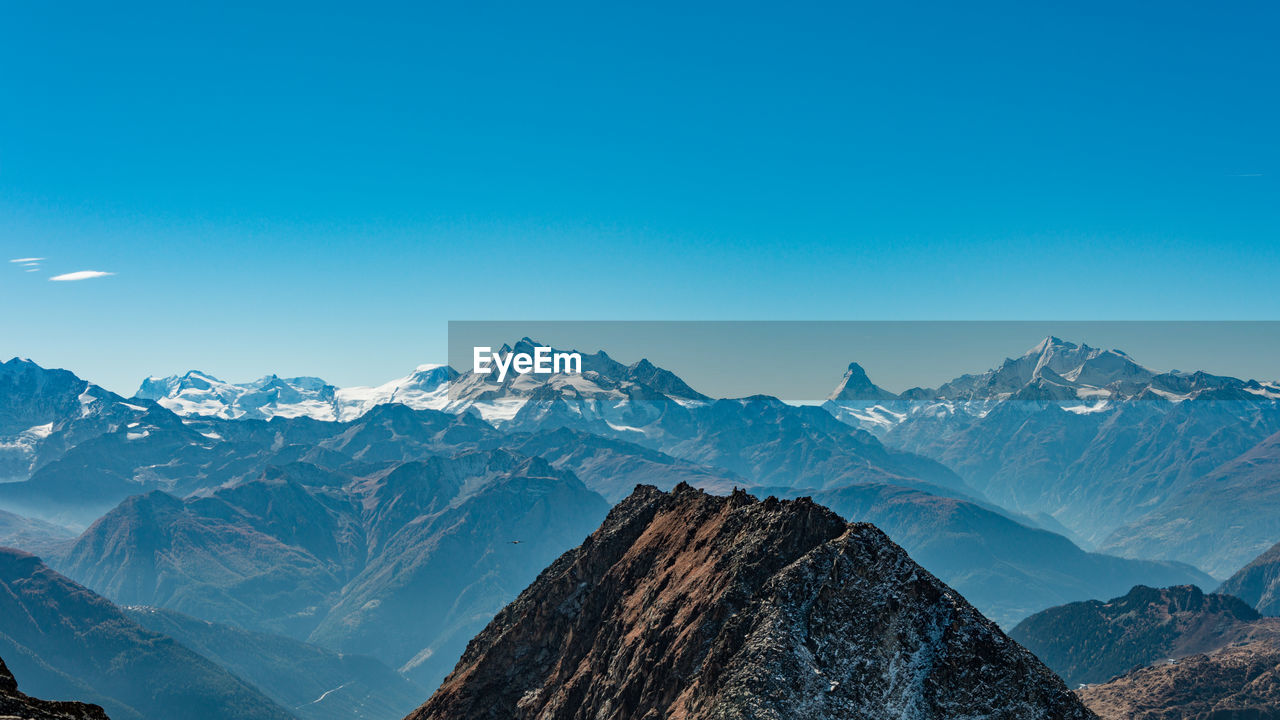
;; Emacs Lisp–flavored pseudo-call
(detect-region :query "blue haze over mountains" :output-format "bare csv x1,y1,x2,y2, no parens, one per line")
1,334,1279,717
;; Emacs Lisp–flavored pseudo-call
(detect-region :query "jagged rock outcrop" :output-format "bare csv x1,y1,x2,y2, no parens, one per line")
408,483,1094,720
0,656,109,720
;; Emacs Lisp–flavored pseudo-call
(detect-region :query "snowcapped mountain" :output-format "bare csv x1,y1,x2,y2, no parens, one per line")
827,336,1280,436
134,338,707,428
931,336,1156,409
824,362,906,431
443,338,710,429
1,357,150,483
334,364,457,418
137,365,460,422
128,341,976,498
137,370,340,420
823,337,1280,572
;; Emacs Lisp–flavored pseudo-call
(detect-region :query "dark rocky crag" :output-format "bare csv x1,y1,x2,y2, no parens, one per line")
409,483,1094,720
1011,584,1277,688
0,656,109,720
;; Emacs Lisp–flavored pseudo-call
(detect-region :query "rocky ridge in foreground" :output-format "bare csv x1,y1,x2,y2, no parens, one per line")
409,483,1094,720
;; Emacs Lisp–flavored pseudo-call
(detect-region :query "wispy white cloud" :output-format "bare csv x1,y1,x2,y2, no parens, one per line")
49,270,115,282
9,257,45,263
1229,173,1263,177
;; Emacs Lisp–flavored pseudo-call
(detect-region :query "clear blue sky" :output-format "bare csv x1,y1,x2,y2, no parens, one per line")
2,1,1277,393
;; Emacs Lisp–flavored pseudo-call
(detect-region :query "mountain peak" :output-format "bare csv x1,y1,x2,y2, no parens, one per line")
1026,335,1079,356
827,361,897,403
411,485,1091,719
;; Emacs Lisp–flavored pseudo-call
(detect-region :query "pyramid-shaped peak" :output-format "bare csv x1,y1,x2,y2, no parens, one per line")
828,361,897,403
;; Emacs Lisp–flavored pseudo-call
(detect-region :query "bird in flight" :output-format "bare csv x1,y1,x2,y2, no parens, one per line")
510,540,523,544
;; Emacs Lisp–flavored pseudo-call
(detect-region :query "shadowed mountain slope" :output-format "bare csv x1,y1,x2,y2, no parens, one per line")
58,451,611,690
1220,539,1280,617
0,547,295,720
123,606,424,720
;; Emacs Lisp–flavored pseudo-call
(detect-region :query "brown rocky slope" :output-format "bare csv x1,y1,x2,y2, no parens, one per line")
407,483,1094,720
1077,634,1280,720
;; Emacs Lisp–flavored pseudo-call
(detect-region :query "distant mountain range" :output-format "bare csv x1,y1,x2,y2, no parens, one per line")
411,484,1094,720
3,335,1277,716
131,337,1280,578
0,348,973,525
0,546,295,720
0,349,1229,627
133,341,972,499
136,365,459,423
823,337,1280,576
59,451,610,689
122,333,1280,573
122,606,425,720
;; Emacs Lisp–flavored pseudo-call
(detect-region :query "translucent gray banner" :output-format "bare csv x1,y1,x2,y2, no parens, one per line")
448,321,1280,404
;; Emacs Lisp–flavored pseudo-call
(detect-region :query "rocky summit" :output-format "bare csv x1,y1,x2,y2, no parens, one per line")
408,483,1093,720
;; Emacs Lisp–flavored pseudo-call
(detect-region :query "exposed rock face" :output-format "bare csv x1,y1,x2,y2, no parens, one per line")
1010,585,1268,687
408,484,1094,720
1221,540,1280,617
1077,637,1280,720
0,656,109,720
